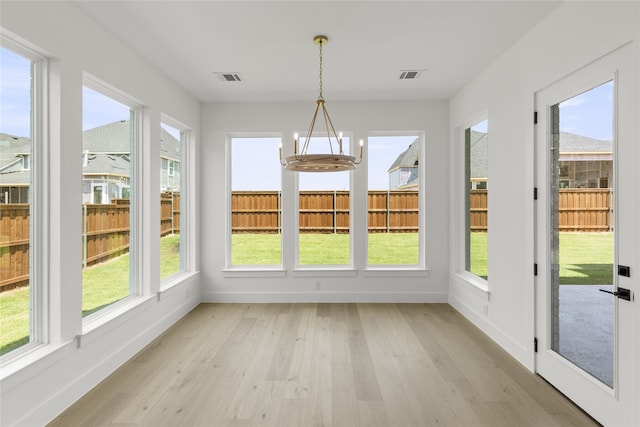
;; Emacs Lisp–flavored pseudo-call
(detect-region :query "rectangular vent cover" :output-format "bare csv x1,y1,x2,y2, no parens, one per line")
399,70,423,80
215,72,243,82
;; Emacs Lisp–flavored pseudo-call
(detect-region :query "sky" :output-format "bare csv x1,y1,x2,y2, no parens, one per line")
231,135,418,191
1,45,614,189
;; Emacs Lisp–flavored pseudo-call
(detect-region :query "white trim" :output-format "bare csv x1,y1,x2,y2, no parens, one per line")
448,290,530,371
9,289,199,427
222,269,286,278
203,291,448,303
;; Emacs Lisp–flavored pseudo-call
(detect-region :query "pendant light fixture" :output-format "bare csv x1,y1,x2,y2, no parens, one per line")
280,35,363,172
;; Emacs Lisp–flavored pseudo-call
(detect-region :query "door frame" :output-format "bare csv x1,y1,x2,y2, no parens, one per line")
534,43,636,426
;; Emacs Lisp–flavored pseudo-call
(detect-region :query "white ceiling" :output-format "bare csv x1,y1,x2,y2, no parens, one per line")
74,1,561,103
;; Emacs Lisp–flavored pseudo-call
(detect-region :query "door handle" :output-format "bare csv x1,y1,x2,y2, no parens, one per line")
599,287,632,301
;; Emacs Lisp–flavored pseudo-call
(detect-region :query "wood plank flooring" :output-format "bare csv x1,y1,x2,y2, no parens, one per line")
49,303,597,426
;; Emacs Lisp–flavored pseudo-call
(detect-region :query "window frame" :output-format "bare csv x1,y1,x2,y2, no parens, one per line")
159,114,192,287
455,114,489,291
0,37,49,361
365,131,426,271
225,133,284,273
81,74,144,325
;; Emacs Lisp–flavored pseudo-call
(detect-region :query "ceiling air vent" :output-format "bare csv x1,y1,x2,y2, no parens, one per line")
399,70,423,80
214,72,243,82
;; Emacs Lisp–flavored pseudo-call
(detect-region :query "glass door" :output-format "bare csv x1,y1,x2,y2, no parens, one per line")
549,82,615,388
534,44,636,426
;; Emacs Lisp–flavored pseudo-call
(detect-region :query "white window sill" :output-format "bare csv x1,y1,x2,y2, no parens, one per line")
159,271,199,293
223,268,287,278
363,267,430,278
0,341,67,383
292,268,357,278
454,271,490,300
80,295,156,347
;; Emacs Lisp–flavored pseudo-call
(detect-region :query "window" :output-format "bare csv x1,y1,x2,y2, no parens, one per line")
464,119,488,280
0,45,38,355
160,120,184,280
229,136,282,266
82,82,137,317
298,136,351,266
367,135,421,266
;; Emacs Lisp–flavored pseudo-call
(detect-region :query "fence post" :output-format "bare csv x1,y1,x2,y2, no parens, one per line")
278,191,282,234
333,190,337,234
386,190,390,233
83,204,88,268
609,187,614,232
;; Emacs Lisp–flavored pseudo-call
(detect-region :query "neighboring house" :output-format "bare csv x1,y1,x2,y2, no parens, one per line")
386,130,611,192
469,130,488,190
388,138,420,190
0,133,31,203
0,120,181,205
558,132,612,188
160,126,182,193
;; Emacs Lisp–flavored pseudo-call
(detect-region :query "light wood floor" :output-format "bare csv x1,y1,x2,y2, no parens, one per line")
49,303,597,426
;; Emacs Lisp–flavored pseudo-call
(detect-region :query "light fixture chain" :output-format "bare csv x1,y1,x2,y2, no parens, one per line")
318,41,323,99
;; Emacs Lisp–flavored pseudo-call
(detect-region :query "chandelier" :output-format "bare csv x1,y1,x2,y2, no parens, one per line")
280,35,363,172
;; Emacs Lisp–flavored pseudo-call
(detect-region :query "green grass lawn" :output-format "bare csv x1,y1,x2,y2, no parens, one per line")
559,232,613,284
1,232,612,355
231,233,420,265
0,234,181,356
469,232,488,279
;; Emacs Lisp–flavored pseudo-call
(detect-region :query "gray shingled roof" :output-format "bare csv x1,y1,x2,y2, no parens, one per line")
83,120,132,152
82,120,180,159
559,132,611,152
387,138,420,172
0,133,31,184
1,133,30,167
470,130,488,179
83,153,131,176
160,127,181,161
2,121,180,185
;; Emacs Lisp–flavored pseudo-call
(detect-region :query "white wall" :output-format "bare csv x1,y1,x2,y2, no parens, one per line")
448,0,639,379
0,2,200,426
200,101,449,302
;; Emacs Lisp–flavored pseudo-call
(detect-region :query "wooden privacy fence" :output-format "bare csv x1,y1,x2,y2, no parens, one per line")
231,189,613,234
232,190,420,234
469,190,487,232
0,204,29,290
558,188,613,232
0,189,613,291
0,193,180,291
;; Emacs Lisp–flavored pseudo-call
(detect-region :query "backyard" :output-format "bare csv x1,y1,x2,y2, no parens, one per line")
0,234,180,355
0,232,612,355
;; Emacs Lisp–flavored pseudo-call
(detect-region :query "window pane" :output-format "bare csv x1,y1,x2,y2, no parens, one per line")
298,136,351,266
0,47,33,355
230,137,282,265
465,119,488,279
367,135,420,265
82,86,134,316
160,122,183,280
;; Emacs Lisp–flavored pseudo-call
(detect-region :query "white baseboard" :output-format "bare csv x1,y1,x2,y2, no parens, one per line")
202,291,448,303
12,295,199,427
448,292,532,371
